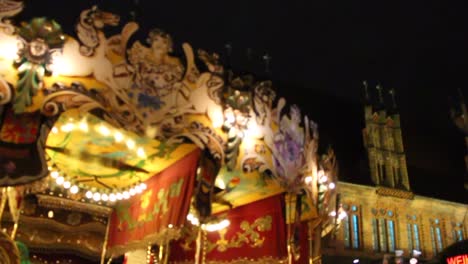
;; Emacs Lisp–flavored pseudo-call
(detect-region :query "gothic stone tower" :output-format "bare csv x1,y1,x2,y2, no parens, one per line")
450,89,468,190
362,82,412,198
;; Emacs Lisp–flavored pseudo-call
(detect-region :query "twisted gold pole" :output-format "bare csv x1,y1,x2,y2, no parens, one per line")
0,187,7,229
308,221,313,264
100,215,111,264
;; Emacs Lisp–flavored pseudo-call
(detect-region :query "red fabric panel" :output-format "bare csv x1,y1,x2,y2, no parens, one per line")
170,194,287,262
108,149,201,249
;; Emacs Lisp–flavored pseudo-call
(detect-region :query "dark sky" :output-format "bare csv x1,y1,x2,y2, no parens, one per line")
17,0,468,203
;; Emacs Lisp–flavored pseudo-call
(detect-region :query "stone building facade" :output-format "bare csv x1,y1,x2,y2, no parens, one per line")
324,182,467,262
323,84,467,263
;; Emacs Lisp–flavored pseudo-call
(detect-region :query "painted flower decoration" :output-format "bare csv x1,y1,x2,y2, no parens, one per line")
13,17,65,113
17,17,65,66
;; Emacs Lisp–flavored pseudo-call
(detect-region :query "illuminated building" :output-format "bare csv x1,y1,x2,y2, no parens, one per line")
323,83,467,263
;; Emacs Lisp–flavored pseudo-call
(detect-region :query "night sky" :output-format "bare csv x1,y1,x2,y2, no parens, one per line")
16,0,467,203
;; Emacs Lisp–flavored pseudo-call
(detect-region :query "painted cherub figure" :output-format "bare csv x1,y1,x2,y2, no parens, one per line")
127,28,187,124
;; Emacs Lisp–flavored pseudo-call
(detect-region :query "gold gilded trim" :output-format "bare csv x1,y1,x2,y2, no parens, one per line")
376,187,414,199
36,194,112,217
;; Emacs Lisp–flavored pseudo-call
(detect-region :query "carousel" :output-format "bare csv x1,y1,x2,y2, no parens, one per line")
0,1,346,263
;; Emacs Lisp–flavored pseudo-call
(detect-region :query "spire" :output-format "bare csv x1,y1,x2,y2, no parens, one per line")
224,42,233,71
363,80,370,103
262,53,272,78
375,84,385,109
130,0,140,21
388,88,398,112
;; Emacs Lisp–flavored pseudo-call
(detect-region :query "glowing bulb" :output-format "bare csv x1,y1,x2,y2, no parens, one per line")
47,210,54,219
92,192,101,201
187,213,194,221
304,176,313,184
51,127,58,134
56,176,64,185
353,259,360,264
98,125,110,136
63,181,71,189
60,123,75,132
204,219,230,232
122,191,130,199
319,175,328,184
126,139,135,149
409,258,418,264
140,183,147,190
330,211,337,217
78,121,88,132
216,179,226,190
136,147,146,158
114,131,124,142
135,185,142,193
328,182,336,189
168,224,173,228
116,193,123,200
109,193,116,202
101,193,109,202
129,188,136,196
50,171,59,179
85,191,93,199
70,185,79,194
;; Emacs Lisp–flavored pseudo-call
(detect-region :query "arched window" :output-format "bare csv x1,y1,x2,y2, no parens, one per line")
430,218,444,254
406,215,421,253
343,204,361,249
372,208,397,253
451,222,464,242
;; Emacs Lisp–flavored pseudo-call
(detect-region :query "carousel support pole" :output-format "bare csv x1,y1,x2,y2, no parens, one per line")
10,221,18,239
9,187,22,240
195,227,203,264
286,193,295,264
100,215,112,264
312,224,322,264
308,221,314,264
0,187,7,229
158,243,169,264
202,229,207,264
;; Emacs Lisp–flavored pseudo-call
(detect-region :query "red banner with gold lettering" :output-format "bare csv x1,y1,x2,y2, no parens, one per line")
170,194,287,263
107,149,201,255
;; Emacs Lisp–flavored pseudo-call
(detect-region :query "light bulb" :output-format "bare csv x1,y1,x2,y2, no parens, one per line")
114,132,124,142
63,181,71,189
56,176,64,185
92,192,101,201
70,185,79,194
50,171,59,179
